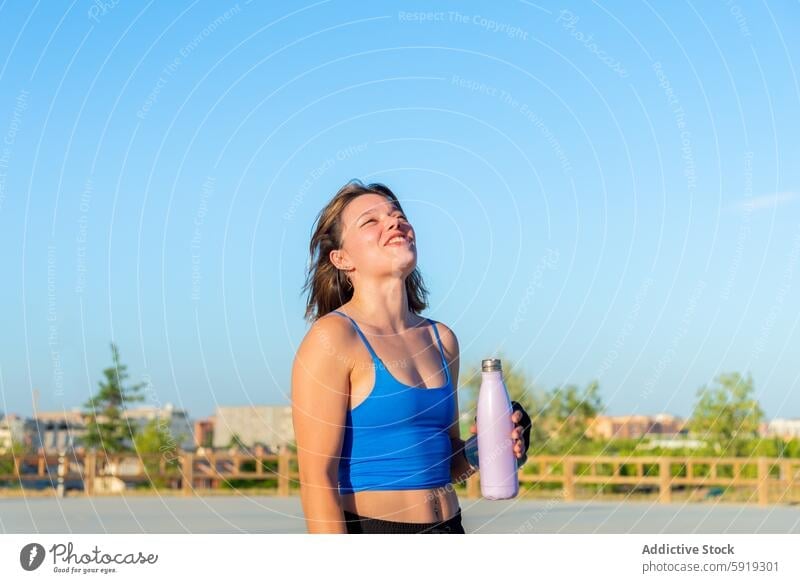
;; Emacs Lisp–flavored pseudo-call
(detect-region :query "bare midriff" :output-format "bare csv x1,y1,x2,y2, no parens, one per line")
339,486,460,523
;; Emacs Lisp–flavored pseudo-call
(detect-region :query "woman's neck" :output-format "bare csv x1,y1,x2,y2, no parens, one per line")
344,278,418,333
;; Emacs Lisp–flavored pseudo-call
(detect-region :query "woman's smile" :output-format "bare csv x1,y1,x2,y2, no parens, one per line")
385,234,414,247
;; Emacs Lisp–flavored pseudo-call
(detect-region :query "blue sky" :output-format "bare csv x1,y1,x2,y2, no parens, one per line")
1,1,798,421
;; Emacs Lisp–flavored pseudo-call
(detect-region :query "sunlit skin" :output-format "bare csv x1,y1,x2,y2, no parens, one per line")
329,194,419,332
317,193,527,527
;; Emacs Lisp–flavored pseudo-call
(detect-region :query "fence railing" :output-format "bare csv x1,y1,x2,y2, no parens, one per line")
511,455,800,506
2,451,799,506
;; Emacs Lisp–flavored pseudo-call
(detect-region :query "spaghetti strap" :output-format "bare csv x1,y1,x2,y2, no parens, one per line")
427,319,451,385
330,310,383,366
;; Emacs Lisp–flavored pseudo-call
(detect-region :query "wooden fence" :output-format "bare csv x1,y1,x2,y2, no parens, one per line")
515,455,800,506
2,451,800,506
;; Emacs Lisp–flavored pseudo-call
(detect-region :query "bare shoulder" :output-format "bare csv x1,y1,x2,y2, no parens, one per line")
429,319,459,361
295,311,357,366
304,311,356,342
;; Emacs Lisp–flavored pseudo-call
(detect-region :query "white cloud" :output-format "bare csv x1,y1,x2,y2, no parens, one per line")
729,192,798,213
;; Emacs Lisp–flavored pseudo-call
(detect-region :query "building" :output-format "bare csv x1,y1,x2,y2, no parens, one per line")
34,409,87,453
26,405,194,453
586,414,686,440
0,411,86,454
2,411,86,454
213,405,293,452
122,402,195,451
764,418,800,440
194,418,214,448
0,414,36,453
636,437,706,450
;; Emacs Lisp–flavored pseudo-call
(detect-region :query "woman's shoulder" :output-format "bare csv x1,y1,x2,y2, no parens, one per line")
424,315,455,336
297,311,358,355
426,317,459,357
313,310,357,332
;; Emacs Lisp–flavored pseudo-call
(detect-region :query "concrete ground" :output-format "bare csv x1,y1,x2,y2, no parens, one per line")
2,494,799,533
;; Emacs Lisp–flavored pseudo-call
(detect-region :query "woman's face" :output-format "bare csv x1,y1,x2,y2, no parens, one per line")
334,193,417,282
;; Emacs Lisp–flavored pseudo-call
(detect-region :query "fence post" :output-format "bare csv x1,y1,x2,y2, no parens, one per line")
84,452,96,496
757,457,769,506
181,452,194,496
563,458,575,502
277,446,290,496
57,450,66,498
659,458,672,504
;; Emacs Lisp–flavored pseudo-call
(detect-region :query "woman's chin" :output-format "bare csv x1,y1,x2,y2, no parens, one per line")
385,247,416,261
387,259,416,278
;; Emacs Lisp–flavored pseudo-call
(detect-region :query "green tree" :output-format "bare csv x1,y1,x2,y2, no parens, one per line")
536,380,604,454
688,372,764,456
133,418,185,457
459,353,604,454
82,343,147,453
460,352,537,415
132,419,185,488
0,438,29,479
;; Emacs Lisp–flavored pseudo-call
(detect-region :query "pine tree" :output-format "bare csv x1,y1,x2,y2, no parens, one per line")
82,343,146,453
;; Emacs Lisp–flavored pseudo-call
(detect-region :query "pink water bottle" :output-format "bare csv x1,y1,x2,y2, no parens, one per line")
477,358,519,500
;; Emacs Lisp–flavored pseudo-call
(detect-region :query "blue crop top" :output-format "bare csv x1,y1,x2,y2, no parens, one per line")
330,310,455,495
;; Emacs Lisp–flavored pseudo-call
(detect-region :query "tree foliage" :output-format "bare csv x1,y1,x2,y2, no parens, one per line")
688,372,764,456
133,418,185,457
132,418,184,489
82,343,146,453
459,352,604,454
535,380,604,453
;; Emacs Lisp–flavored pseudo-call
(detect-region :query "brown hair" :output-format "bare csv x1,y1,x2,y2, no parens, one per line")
302,179,429,322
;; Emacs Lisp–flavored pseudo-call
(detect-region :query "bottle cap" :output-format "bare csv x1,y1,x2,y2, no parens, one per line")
481,358,502,372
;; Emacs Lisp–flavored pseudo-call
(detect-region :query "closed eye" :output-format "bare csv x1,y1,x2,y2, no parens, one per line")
361,213,407,226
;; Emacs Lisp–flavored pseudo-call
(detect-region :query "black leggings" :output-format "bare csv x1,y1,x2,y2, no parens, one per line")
343,507,466,534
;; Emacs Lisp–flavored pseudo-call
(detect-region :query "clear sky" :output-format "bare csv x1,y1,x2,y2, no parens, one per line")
1,1,798,421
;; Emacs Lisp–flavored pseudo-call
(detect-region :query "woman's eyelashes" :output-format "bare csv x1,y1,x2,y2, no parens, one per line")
361,214,407,227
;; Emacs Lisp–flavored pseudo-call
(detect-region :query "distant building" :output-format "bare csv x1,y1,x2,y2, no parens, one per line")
194,418,214,448
586,414,686,440
122,403,195,451
33,409,88,453
764,418,800,440
636,437,706,450
26,405,194,453
213,405,293,452
0,414,38,453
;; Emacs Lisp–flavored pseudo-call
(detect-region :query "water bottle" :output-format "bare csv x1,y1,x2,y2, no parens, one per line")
476,358,519,500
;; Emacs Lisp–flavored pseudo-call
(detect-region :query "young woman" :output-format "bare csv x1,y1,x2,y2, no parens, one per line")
291,179,530,534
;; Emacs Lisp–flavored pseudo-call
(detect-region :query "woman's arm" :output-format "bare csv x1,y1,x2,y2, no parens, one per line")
291,316,352,533
435,322,477,485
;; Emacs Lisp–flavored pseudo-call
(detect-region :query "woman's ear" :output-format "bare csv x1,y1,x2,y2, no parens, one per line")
329,249,351,271
329,249,342,270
